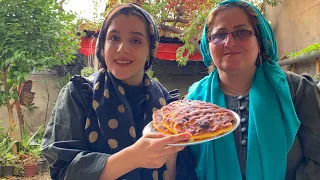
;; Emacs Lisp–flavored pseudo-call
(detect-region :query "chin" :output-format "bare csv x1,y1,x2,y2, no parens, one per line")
109,70,130,80
220,64,242,72
114,74,132,81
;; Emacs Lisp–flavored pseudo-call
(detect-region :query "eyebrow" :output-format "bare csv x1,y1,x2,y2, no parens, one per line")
214,24,249,31
130,31,145,38
108,29,145,38
234,24,249,29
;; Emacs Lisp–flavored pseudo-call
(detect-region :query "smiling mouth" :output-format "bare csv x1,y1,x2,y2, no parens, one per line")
114,59,133,67
224,52,241,55
115,60,132,64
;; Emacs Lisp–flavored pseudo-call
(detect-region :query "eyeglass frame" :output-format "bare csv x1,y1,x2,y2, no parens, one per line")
207,29,256,45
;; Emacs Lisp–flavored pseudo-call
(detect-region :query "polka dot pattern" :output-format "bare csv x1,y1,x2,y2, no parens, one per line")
129,126,136,138
152,107,158,112
108,119,118,129
108,139,118,149
92,100,99,110
159,98,166,106
85,118,90,129
118,104,125,113
94,82,100,91
89,131,98,143
152,170,158,180
145,79,151,86
104,89,110,99
118,85,125,95
163,170,169,180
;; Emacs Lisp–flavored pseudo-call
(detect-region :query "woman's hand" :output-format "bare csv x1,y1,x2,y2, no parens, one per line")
128,132,191,169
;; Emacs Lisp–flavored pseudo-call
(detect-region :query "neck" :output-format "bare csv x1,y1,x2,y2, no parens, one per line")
122,70,144,86
218,68,256,95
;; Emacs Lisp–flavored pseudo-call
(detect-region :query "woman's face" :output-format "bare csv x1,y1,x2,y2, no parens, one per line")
208,7,259,74
104,14,149,86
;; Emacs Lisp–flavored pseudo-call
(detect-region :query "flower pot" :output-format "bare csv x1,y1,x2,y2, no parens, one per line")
24,163,37,177
2,166,14,177
41,159,49,171
36,161,43,174
0,166,3,177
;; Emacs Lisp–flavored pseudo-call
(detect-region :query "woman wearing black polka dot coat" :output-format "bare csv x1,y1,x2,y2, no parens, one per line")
40,4,196,180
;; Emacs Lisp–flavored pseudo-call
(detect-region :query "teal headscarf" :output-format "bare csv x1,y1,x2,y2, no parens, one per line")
188,0,301,180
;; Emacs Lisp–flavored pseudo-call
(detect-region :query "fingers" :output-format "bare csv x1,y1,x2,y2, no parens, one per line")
143,132,167,139
158,133,191,146
165,145,185,153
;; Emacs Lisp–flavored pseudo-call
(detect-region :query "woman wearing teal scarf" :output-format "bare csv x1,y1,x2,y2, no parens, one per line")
187,0,320,180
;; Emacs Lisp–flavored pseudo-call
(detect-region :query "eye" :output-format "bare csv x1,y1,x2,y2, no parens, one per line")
131,38,141,44
234,30,251,37
213,33,227,40
109,35,120,41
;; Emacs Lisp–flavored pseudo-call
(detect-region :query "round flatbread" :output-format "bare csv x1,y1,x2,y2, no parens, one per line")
152,109,173,135
153,100,236,140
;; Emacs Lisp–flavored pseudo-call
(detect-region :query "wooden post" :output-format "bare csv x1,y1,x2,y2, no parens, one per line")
316,57,320,75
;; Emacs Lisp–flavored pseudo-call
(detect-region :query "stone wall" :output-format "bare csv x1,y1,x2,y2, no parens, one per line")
265,0,320,76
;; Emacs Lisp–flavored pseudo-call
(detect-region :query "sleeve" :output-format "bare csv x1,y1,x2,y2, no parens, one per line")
167,89,180,103
288,73,320,180
40,77,110,180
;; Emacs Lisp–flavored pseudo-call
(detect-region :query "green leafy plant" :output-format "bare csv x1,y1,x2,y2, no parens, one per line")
288,43,320,58
18,127,43,164
0,153,19,166
81,67,96,77
0,131,19,166
54,73,72,93
0,128,18,154
146,70,159,82
0,0,80,141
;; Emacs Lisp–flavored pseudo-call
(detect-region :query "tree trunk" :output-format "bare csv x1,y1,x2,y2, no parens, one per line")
2,67,18,154
15,102,24,140
6,102,17,154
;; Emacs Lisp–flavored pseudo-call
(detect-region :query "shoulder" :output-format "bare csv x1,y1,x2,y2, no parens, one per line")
149,78,180,103
57,75,93,109
284,71,319,95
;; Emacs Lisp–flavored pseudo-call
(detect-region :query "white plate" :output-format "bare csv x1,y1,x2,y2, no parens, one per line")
142,111,240,146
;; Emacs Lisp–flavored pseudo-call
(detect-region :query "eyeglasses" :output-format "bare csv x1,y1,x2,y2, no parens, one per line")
208,30,254,44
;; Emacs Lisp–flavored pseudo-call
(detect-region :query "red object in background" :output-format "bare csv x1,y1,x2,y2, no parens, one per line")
80,37,202,61
80,38,97,56
156,43,202,61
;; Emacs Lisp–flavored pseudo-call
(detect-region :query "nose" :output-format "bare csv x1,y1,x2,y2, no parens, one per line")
224,34,236,47
117,41,129,54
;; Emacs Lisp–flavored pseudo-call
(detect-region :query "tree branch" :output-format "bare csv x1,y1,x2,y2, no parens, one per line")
159,25,200,53
58,0,66,12
159,24,183,34
162,18,189,24
190,39,201,53
4,62,11,73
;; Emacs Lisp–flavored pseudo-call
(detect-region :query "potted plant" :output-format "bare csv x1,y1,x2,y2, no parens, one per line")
19,151,38,177
30,148,43,174
0,153,19,177
0,128,18,177
19,127,43,177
